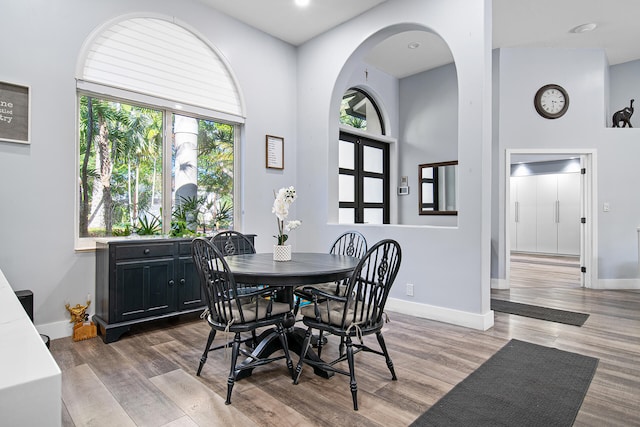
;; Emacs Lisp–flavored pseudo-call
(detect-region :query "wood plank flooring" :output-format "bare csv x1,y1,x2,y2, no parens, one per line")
50,262,640,426
510,252,581,288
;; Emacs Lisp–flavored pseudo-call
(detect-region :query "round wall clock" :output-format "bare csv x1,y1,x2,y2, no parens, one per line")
534,84,569,119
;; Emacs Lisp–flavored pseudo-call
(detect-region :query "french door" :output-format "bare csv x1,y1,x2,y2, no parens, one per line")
338,131,389,224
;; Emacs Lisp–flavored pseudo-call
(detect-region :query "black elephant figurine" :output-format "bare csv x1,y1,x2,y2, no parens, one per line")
612,99,634,127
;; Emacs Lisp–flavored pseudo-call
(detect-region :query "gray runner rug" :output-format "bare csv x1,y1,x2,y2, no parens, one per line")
491,299,589,326
411,339,599,427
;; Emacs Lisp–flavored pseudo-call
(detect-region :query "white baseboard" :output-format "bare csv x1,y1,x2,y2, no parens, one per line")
385,298,494,331
36,320,74,340
592,278,640,290
491,278,509,289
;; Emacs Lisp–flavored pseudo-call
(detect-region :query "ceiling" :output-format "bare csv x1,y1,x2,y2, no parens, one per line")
197,0,640,78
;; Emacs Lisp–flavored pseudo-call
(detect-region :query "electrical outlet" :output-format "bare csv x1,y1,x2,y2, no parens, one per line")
406,283,414,296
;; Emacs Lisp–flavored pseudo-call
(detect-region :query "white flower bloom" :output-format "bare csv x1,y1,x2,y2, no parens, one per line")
273,186,301,245
284,220,301,232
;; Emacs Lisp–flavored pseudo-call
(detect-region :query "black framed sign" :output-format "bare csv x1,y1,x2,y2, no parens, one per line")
266,134,284,169
0,81,30,144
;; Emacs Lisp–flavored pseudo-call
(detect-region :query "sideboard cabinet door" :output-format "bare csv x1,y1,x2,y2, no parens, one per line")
114,258,175,322
176,256,203,310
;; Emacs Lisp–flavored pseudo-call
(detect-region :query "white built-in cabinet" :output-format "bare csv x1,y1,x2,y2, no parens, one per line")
510,173,580,255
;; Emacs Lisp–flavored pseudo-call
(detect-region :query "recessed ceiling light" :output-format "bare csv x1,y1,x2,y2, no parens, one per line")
295,0,310,7
570,22,597,34
407,41,421,49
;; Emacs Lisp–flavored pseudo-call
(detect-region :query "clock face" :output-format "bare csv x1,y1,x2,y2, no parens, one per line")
534,84,569,119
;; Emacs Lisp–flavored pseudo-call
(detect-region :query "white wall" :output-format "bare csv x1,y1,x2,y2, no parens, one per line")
398,62,458,226
610,59,640,127
494,48,640,287
296,0,493,329
0,0,297,338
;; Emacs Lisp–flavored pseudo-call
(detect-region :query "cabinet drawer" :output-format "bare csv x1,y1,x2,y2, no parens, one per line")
178,241,193,256
115,243,174,260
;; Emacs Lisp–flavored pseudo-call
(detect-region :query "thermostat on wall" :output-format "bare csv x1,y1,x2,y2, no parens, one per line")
398,176,409,195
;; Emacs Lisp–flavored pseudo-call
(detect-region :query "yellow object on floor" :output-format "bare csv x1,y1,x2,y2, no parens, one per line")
73,321,97,342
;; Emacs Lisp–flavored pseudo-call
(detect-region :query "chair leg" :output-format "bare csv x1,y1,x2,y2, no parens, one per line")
316,330,325,358
276,324,295,379
293,327,313,385
345,336,358,411
197,329,217,376
338,336,345,357
293,296,301,316
225,332,242,405
376,331,397,381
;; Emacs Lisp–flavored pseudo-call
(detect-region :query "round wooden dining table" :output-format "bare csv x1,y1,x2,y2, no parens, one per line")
223,252,360,379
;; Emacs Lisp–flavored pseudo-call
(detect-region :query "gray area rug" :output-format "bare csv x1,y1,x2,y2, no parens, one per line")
491,299,589,326
411,339,599,427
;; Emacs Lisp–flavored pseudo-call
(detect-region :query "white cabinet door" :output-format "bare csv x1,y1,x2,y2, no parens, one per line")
511,173,580,255
512,176,537,252
557,173,581,255
536,175,558,254
510,177,518,250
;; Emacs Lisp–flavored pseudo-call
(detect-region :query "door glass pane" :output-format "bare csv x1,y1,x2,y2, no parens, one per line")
363,177,383,203
363,145,383,173
339,139,354,169
172,114,234,236
339,208,355,224
364,208,383,224
339,174,355,202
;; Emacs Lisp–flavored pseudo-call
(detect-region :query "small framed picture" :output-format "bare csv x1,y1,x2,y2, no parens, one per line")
0,81,30,144
266,135,284,169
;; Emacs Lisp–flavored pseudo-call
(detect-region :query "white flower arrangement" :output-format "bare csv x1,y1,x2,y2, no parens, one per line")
272,186,301,245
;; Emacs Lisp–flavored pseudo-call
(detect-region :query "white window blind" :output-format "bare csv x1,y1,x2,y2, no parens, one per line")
81,18,243,118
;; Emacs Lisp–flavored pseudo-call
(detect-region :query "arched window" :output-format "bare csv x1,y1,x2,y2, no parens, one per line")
76,17,243,247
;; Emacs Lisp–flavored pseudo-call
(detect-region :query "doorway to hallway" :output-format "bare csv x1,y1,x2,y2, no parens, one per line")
505,149,597,291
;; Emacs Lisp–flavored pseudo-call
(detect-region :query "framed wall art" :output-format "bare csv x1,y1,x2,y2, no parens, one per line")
0,81,30,144
266,134,284,169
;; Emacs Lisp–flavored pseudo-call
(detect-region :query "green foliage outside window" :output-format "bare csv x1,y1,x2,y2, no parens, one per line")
339,97,367,130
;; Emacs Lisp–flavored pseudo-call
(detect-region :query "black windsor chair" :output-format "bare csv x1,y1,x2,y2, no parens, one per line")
293,230,368,313
211,230,256,257
293,239,401,411
211,230,262,347
293,231,368,355
191,237,295,405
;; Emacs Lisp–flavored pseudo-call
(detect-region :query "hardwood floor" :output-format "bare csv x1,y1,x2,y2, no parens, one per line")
51,268,640,426
510,252,581,288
